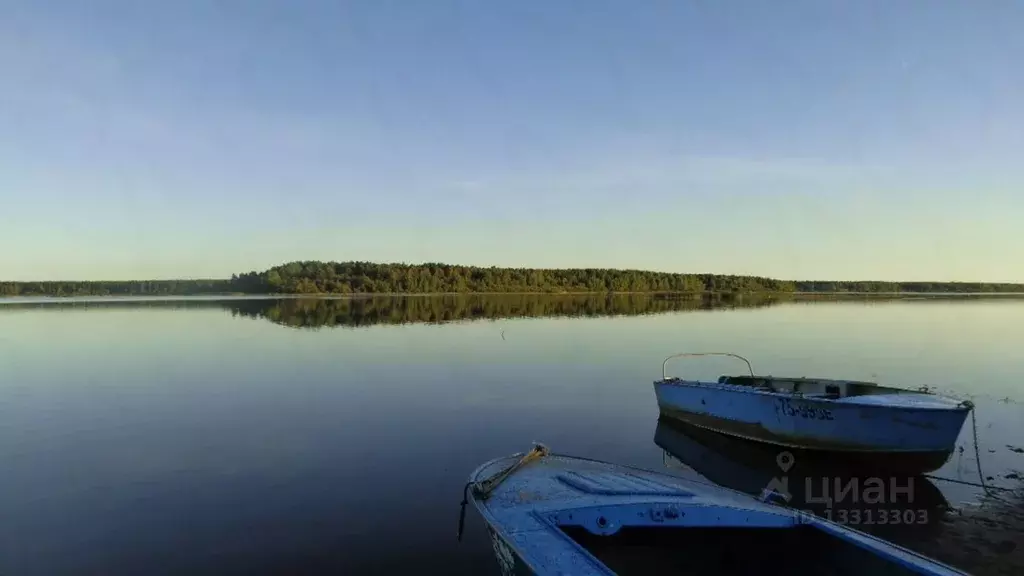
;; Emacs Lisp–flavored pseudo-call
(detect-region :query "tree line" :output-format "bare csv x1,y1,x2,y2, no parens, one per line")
227,261,795,294
3,260,1024,296
0,279,230,297
793,281,1024,293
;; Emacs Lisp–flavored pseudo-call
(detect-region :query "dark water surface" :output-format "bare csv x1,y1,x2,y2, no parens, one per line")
1,296,1022,575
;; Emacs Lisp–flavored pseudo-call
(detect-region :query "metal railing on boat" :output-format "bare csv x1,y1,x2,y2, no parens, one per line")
662,352,755,380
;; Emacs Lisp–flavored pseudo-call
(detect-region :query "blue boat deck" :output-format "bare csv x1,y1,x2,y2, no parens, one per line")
834,393,966,409
469,451,969,576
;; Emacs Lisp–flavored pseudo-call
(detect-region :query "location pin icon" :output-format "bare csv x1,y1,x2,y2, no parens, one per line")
776,451,795,473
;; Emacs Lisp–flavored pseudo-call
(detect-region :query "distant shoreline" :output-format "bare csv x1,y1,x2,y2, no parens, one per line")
4,290,1024,302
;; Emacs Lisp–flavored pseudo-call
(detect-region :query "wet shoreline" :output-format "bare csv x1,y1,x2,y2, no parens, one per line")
922,484,1023,575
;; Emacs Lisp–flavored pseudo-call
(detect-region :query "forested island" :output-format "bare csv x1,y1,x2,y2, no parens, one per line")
3,260,1024,297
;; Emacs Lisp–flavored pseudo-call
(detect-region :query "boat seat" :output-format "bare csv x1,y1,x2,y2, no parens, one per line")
718,375,775,391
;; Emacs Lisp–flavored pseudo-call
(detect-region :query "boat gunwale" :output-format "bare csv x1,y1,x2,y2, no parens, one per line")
470,452,789,495
655,378,971,413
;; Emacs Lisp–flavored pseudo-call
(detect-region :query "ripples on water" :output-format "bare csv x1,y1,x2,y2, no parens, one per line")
1,295,1021,574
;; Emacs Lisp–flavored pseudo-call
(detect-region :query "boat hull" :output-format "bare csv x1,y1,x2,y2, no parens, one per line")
484,525,535,576
654,380,970,459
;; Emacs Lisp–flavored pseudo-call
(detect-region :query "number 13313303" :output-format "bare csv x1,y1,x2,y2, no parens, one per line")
814,509,929,525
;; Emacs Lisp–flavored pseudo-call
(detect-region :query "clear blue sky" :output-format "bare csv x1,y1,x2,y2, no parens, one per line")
2,1,1022,282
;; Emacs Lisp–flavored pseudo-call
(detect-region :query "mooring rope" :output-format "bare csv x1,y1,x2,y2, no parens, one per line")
966,402,988,492
457,443,550,541
921,474,1014,492
923,402,1018,493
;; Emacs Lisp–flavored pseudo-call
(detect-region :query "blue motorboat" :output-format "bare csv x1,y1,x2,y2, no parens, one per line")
655,353,973,472
464,445,968,576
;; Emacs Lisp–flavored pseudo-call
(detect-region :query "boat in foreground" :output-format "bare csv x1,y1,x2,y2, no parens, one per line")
654,353,973,471
465,445,969,576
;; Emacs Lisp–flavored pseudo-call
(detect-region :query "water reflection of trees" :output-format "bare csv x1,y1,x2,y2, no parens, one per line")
0,294,787,328
227,294,786,329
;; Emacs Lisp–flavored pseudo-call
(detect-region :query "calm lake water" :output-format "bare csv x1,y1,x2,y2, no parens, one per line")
1,295,1022,575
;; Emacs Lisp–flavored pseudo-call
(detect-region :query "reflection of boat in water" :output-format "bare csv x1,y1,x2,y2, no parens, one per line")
654,417,949,537
654,353,972,473
465,445,966,576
